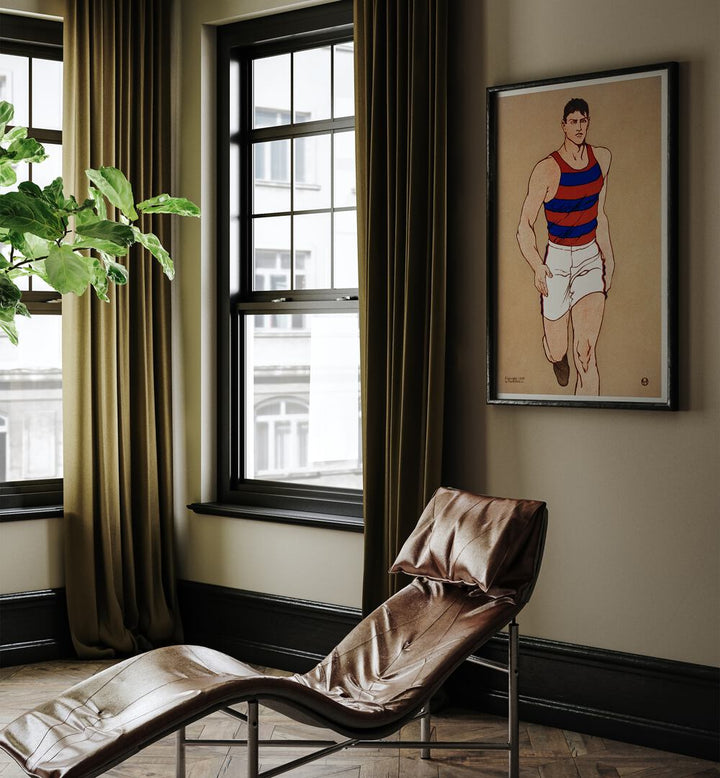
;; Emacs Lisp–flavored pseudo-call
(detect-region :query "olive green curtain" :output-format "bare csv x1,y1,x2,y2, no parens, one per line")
62,0,182,657
355,0,448,613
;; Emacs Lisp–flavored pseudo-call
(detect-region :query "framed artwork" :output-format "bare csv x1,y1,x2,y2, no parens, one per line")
487,63,678,409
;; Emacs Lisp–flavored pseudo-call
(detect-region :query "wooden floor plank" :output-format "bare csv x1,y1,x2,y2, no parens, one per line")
0,659,718,778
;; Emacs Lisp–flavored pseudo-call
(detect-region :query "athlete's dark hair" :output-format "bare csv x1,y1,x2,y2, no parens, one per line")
563,98,589,122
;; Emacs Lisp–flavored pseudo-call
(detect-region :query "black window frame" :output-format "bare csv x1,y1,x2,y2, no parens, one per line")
0,12,64,521
203,0,363,531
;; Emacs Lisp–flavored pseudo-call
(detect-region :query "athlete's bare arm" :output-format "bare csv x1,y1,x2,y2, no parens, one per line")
592,146,615,291
517,157,560,296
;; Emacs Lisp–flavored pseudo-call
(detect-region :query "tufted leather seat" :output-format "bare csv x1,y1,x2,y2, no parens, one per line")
0,488,547,778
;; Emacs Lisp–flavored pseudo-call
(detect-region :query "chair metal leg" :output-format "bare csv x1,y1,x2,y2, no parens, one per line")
420,703,431,759
247,700,259,778
508,620,519,778
175,727,186,778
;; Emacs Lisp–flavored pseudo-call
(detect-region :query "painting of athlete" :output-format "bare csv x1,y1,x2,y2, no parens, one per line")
516,97,613,395
486,64,677,409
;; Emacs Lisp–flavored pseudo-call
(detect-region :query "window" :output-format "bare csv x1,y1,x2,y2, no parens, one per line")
214,1,361,524
0,13,63,517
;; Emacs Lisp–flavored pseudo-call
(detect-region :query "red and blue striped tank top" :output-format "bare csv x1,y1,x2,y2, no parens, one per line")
543,144,604,246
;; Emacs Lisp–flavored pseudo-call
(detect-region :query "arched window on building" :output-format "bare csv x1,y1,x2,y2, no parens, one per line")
254,397,309,479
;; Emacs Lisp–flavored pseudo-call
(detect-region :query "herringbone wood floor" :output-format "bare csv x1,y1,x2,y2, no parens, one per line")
0,660,718,777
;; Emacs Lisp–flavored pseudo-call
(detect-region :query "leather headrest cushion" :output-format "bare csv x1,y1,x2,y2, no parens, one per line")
390,487,546,595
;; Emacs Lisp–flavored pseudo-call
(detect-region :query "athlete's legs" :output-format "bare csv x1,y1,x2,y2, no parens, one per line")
570,292,605,395
542,313,571,386
541,242,572,386
543,313,569,362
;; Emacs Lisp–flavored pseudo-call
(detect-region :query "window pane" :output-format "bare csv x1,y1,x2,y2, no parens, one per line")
0,315,62,482
333,130,356,207
253,55,290,128
294,212,331,288
244,312,361,488
0,53,29,126
253,140,291,213
294,47,330,123
229,59,240,135
31,142,62,189
253,216,291,291
294,134,330,210
333,42,354,118
31,59,62,130
333,210,358,288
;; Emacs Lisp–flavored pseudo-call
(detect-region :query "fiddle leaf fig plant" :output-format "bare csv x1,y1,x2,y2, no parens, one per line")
0,100,199,344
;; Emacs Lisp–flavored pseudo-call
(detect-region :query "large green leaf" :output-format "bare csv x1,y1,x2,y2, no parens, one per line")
2,126,27,144
14,232,50,260
85,167,138,221
75,204,99,230
0,191,65,240
132,227,174,279
76,219,135,247
107,259,129,285
0,318,18,345
0,302,16,321
18,181,44,199
0,101,13,137
90,257,110,302
0,162,16,187
88,186,107,221
0,273,21,307
45,244,93,295
7,137,47,164
68,197,95,216
136,193,200,217
41,178,66,209
72,236,129,257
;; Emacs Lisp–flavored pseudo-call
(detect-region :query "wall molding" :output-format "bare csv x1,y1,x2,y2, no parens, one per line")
178,581,720,762
0,588,72,667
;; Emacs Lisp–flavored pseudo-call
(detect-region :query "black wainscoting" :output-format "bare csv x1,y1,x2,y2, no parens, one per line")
449,632,720,762
177,580,361,672
178,581,720,762
3,584,717,761
0,589,72,667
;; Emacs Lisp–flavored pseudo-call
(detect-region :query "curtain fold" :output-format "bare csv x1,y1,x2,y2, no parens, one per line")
355,0,448,614
62,0,182,657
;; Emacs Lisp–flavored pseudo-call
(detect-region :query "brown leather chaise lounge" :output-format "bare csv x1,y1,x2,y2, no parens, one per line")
0,487,547,778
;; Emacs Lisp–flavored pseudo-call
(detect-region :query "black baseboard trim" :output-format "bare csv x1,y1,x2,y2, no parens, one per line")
0,588,73,667
450,633,719,762
178,580,720,762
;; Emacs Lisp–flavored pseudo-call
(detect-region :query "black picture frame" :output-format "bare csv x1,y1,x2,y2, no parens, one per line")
487,63,678,409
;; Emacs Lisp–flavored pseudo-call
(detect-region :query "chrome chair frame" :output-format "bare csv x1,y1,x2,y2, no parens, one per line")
174,620,521,778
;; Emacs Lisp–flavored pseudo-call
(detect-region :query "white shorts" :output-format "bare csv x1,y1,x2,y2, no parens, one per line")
542,239,606,321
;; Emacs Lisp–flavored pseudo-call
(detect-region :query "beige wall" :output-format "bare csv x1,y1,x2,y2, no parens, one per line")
2,0,717,669
445,0,719,666
0,0,61,18
178,0,719,663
